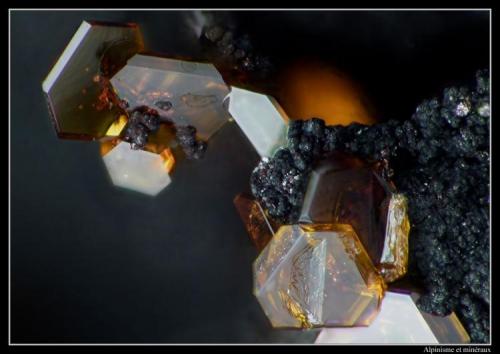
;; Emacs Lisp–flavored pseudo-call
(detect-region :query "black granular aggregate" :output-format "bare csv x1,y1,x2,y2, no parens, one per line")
122,108,160,150
201,24,273,78
175,125,208,160
250,70,490,343
122,107,207,160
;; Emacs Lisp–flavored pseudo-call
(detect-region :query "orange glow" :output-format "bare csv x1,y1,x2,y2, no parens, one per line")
277,60,376,126
160,148,175,173
100,138,120,156
141,125,174,154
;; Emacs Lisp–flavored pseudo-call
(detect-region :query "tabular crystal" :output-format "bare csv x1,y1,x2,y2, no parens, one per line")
233,193,279,252
378,194,410,282
253,224,385,329
110,54,231,140
226,87,289,157
299,154,410,283
315,291,470,344
42,21,143,140
101,141,174,196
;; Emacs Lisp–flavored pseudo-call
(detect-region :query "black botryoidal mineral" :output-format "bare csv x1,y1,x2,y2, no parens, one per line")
122,107,160,150
122,105,208,159
250,70,490,343
201,24,273,77
175,125,208,160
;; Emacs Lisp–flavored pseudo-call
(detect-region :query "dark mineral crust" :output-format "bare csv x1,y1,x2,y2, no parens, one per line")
201,23,273,79
250,70,490,343
175,125,208,160
122,107,161,150
122,105,207,160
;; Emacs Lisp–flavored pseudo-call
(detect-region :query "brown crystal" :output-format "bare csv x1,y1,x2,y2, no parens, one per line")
233,193,279,251
42,21,143,140
299,153,410,283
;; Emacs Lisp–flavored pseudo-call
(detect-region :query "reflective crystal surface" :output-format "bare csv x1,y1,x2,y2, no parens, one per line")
253,224,385,329
315,291,470,344
226,87,289,157
233,193,279,252
377,194,410,282
42,21,143,140
110,54,231,140
101,141,174,196
299,154,410,282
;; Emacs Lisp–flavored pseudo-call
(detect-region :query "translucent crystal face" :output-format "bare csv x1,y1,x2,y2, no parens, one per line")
110,54,231,140
102,141,173,196
226,87,289,157
253,224,385,329
315,291,470,344
378,194,410,282
299,155,410,282
233,194,279,252
42,21,144,140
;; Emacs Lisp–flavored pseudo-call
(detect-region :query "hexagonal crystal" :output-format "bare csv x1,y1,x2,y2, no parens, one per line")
315,291,470,344
42,21,143,140
102,141,173,196
226,87,289,157
110,54,230,140
299,154,410,282
253,224,385,329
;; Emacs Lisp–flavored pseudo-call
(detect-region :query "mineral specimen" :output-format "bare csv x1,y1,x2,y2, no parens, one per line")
249,70,490,342
110,54,231,141
253,224,385,328
122,107,161,150
226,87,289,157
42,20,143,140
299,153,409,282
101,140,174,196
315,290,470,344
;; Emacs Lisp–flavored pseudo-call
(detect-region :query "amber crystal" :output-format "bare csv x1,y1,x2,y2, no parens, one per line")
253,224,385,329
233,193,279,251
42,21,143,140
377,194,410,282
299,153,410,283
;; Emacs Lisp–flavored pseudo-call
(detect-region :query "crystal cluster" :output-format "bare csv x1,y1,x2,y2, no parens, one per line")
299,153,410,283
228,87,414,334
253,224,385,328
248,71,489,342
43,21,233,196
315,290,470,344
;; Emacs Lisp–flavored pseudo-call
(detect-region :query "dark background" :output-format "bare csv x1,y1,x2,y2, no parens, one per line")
10,10,489,343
